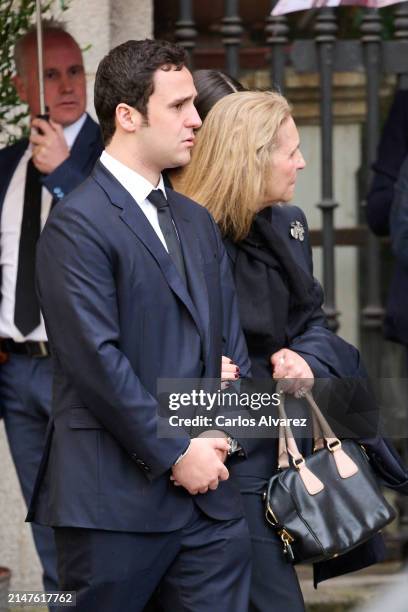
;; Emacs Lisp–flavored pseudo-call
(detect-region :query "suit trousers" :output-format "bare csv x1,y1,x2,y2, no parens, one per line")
239,488,305,612
0,354,58,592
54,505,252,612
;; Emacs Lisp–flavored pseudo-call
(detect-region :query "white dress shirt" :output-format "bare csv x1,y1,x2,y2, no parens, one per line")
0,113,87,342
99,150,169,251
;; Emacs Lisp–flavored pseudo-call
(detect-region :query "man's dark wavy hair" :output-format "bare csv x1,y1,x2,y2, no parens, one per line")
94,39,186,145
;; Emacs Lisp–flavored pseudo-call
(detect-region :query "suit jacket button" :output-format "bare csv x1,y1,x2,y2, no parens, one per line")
53,187,64,199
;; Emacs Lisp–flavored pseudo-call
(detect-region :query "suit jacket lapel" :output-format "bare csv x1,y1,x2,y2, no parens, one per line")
92,162,205,343
168,190,211,359
69,115,101,170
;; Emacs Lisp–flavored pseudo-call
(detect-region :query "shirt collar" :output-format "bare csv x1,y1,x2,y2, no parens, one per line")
99,150,166,205
63,112,87,149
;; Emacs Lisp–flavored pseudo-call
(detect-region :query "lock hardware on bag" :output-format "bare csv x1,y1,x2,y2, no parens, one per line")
279,529,295,563
278,528,294,544
282,541,295,562
265,504,296,561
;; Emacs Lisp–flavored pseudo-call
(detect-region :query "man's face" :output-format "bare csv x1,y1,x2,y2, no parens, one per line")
137,66,202,173
14,32,86,127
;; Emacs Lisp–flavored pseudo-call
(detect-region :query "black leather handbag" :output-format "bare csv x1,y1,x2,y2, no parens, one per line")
264,390,396,564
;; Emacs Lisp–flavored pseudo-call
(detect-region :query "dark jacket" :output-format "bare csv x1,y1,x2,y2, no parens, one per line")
0,114,104,417
226,204,395,585
366,89,408,237
28,161,251,532
0,114,104,211
366,89,408,344
388,154,408,342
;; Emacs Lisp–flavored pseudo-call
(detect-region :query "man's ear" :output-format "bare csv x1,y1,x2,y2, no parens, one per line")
115,103,143,134
12,74,28,103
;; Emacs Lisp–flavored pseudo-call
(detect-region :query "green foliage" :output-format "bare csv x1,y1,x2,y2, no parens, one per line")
0,0,69,145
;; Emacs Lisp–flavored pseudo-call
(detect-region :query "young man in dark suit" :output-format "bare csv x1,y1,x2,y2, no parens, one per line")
0,21,103,592
29,39,252,611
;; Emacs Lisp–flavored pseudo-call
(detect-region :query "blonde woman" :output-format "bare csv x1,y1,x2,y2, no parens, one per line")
174,90,387,611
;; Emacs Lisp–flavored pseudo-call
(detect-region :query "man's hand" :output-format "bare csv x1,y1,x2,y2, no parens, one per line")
30,118,70,174
171,437,230,495
271,348,314,397
198,429,229,464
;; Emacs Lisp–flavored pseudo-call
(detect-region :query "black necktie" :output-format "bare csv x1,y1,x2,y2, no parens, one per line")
148,189,187,284
14,158,42,336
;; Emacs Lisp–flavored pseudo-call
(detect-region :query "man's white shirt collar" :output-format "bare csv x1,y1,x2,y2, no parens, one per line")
64,112,87,149
99,150,169,251
100,150,166,206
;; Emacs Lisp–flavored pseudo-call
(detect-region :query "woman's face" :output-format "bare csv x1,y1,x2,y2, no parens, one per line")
261,116,306,208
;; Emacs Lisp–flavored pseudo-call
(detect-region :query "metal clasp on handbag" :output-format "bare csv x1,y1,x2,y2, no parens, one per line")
265,500,296,562
280,529,295,562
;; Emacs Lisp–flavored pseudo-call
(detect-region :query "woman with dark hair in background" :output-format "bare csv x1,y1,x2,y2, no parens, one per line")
192,69,246,119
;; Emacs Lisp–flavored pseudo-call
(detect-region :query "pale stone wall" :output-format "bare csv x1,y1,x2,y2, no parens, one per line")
0,0,153,592
64,0,153,119
296,123,361,346
110,0,153,48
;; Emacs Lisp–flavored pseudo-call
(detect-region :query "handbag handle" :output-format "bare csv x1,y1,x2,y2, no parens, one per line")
277,389,358,494
307,391,339,450
277,391,325,495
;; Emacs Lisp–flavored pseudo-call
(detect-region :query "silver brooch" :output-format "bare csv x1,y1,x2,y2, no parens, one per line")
290,220,305,242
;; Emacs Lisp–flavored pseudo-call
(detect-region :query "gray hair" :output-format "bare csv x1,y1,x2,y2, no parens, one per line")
14,19,74,76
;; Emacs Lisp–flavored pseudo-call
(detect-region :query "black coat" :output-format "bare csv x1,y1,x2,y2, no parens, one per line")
366,89,408,344
226,204,390,585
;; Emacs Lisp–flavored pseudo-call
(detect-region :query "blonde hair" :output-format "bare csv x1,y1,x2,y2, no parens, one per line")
176,90,292,241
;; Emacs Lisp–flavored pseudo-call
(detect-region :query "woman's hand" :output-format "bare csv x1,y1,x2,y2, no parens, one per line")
270,348,314,397
221,355,240,381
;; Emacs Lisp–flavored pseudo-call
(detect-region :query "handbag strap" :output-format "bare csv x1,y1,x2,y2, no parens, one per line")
277,392,324,495
277,389,359,488
305,391,359,478
277,392,325,465
306,391,338,448
277,389,328,468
